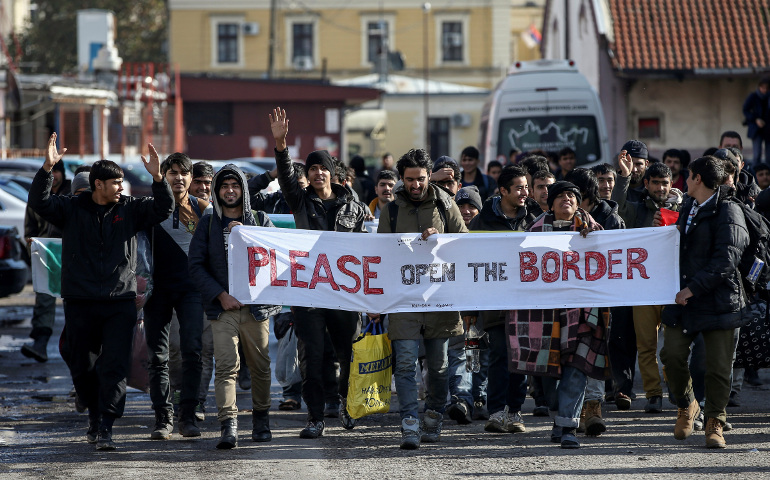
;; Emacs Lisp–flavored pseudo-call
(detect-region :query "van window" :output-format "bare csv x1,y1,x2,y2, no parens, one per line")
497,115,601,165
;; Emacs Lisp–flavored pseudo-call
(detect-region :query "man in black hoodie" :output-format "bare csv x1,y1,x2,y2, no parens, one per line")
270,107,366,439
188,164,280,449
28,134,174,451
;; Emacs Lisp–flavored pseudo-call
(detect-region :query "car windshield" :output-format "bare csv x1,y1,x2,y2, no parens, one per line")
497,115,602,164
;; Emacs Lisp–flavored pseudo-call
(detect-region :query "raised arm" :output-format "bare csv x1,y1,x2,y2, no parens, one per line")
28,133,69,228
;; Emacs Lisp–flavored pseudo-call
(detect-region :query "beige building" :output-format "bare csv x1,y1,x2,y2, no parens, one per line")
169,0,544,160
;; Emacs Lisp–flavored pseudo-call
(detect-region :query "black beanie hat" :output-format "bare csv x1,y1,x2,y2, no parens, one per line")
52,159,66,178
305,150,336,175
621,140,649,160
455,185,483,211
547,181,582,210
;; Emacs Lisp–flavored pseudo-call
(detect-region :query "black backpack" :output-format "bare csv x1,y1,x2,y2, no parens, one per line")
733,200,770,298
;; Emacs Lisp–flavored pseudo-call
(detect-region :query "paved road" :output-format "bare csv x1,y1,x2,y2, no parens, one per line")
0,286,769,479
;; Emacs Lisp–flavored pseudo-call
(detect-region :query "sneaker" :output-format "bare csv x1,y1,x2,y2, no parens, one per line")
693,409,705,431
421,409,443,443
151,410,174,440
339,401,356,430
615,392,632,411
674,399,700,440
324,402,340,418
705,417,726,448
472,400,489,420
400,417,421,450
96,429,116,451
506,411,526,433
727,391,740,407
532,405,550,417
560,427,580,449
299,420,325,439
485,406,510,433
194,403,205,422
446,400,472,425
644,395,662,413
584,400,606,437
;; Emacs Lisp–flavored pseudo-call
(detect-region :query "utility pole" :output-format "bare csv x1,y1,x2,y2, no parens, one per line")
423,3,431,153
268,0,277,78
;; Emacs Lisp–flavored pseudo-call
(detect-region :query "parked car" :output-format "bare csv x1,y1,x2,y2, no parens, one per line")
0,177,29,201
0,187,26,234
0,225,28,297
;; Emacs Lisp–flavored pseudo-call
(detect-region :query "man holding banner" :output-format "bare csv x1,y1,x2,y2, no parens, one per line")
270,107,367,439
376,148,468,450
28,134,174,451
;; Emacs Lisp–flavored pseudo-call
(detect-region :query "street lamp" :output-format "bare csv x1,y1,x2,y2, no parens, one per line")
423,2,431,153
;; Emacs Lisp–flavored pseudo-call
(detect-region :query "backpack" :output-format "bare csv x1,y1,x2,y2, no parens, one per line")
733,200,770,299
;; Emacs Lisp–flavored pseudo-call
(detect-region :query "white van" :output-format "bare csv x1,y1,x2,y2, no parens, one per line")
479,59,610,168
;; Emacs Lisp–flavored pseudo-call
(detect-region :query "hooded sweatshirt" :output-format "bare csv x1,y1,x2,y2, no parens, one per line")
188,164,281,321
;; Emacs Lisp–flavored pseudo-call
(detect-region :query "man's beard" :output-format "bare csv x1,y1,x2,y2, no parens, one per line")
219,196,243,208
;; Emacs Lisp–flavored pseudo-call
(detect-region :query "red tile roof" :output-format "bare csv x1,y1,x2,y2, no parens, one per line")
609,0,770,72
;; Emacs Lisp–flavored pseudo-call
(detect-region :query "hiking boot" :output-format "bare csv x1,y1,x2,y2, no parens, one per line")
421,409,443,443
674,399,700,440
578,404,586,433
727,391,740,407
21,335,50,363
252,410,272,442
339,400,356,430
507,410,526,433
96,428,116,451
560,427,580,449
446,400,472,425
584,400,606,437
324,402,340,418
151,410,174,440
178,404,201,438
86,413,100,444
532,405,550,417
238,366,251,390
644,395,663,413
485,406,510,433
472,400,489,420
299,420,325,439
693,408,705,431
194,402,205,421
615,392,632,411
705,417,726,448
217,418,238,449
400,417,421,450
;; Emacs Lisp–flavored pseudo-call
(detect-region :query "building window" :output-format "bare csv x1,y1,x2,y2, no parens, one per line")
185,103,232,136
638,117,661,139
441,21,463,62
367,20,389,63
429,117,451,159
293,23,314,61
217,23,240,64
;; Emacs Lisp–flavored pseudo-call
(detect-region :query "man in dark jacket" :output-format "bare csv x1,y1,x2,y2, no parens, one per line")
270,107,366,439
247,163,308,214
466,165,537,436
28,134,174,451
460,146,498,201
21,158,71,363
660,156,749,449
742,77,770,165
188,164,280,449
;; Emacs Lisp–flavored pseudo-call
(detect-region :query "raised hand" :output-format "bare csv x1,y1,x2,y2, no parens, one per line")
43,133,67,172
269,107,289,151
140,144,163,182
617,149,632,177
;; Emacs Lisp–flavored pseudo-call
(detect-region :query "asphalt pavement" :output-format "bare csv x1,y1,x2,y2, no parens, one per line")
0,285,769,479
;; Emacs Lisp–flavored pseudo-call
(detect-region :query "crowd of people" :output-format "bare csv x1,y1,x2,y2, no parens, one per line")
21,106,768,453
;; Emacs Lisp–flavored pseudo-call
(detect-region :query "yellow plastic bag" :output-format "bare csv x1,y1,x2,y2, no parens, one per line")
346,321,392,419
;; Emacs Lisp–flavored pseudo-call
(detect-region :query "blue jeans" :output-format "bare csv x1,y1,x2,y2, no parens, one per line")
486,324,528,414
472,348,489,403
541,366,587,428
393,337,449,419
446,344,474,409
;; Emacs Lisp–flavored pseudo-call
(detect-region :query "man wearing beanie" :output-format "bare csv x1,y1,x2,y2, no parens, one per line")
270,108,367,439
465,165,539,436
507,181,607,449
454,185,482,227
376,147,467,450
619,140,650,203
21,152,71,363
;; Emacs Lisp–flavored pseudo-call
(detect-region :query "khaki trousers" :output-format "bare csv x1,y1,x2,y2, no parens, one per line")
632,305,663,398
211,307,271,421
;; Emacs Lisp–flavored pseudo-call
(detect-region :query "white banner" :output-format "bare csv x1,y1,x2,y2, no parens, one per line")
229,226,681,313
